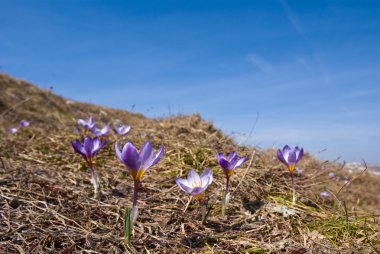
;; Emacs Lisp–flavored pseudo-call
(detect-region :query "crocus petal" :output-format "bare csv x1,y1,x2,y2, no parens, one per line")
287,150,297,165
122,142,140,170
282,145,291,161
294,146,300,158
139,142,153,169
71,140,86,157
227,151,237,161
216,153,226,163
90,137,101,157
77,119,85,125
175,178,193,194
99,139,107,150
150,144,164,167
320,191,330,198
190,186,207,195
229,154,239,168
83,136,94,157
277,149,288,166
19,120,30,127
217,153,230,171
216,153,224,161
78,116,95,129
114,124,131,135
234,156,247,168
92,137,100,151
77,119,89,127
122,125,131,134
115,142,123,162
296,147,304,163
92,125,109,136
83,136,93,154
9,127,18,134
187,169,201,187
93,139,106,157
202,176,212,188
93,128,100,136
200,168,212,179
98,125,110,136
200,168,213,188
87,116,94,125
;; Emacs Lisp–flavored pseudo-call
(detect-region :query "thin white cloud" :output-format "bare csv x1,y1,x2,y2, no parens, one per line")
296,57,312,72
279,0,332,85
279,0,304,34
246,54,275,73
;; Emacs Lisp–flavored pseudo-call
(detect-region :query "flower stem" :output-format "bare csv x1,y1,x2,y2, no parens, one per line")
89,164,100,199
291,173,296,205
89,164,94,175
201,204,207,224
226,176,230,194
130,181,140,226
222,177,230,216
133,181,139,207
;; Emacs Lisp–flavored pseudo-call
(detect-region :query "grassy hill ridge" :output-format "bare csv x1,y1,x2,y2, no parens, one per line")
0,72,379,253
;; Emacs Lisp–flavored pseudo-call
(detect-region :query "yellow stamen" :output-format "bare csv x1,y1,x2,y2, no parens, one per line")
131,169,145,182
288,164,295,172
225,169,234,177
193,192,205,201
136,169,145,182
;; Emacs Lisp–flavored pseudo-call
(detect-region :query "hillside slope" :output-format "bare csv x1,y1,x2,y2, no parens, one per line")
0,73,379,253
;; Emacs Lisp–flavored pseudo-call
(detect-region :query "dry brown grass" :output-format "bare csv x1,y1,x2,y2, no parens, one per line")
0,73,379,253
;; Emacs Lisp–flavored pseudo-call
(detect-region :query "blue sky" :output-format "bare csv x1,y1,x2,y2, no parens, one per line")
1,0,379,164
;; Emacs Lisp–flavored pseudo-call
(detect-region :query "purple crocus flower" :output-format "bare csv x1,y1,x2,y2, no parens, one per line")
328,172,335,178
277,145,304,205
320,191,330,198
217,151,246,206
19,120,30,127
115,141,164,224
277,145,304,173
175,168,213,202
217,152,246,178
71,136,107,166
71,136,106,199
115,141,164,183
9,127,18,134
113,123,131,135
77,116,96,130
91,125,110,137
